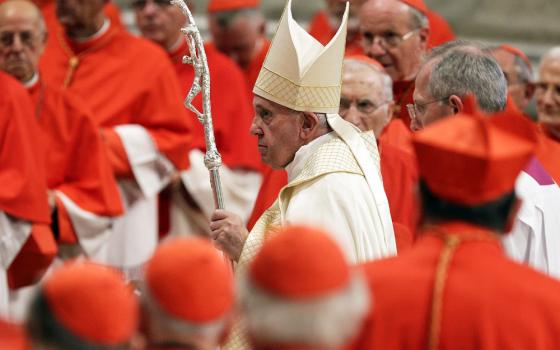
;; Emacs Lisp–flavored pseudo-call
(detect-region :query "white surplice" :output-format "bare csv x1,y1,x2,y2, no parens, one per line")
503,166,560,278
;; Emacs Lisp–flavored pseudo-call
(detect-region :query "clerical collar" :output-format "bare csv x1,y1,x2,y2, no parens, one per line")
73,19,111,43
285,132,336,182
24,73,39,89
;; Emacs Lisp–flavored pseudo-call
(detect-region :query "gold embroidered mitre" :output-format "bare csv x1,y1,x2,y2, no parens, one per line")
253,0,349,114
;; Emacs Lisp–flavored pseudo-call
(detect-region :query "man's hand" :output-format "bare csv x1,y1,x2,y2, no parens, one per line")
210,209,248,262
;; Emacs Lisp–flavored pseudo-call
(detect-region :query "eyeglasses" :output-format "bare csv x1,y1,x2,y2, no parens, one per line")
406,97,448,121
361,28,419,49
535,81,560,101
132,0,172,10
0,30,40,48
339,97,391,115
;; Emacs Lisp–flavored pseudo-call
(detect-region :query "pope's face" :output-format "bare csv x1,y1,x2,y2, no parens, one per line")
250,96,304,169
0,4,45,83
134,0,185,50
536,56,560,139
359,0,428,82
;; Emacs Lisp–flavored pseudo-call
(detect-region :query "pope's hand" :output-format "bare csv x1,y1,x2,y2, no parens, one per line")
210,209,248,262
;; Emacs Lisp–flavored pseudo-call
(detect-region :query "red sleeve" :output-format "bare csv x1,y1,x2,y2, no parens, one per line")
8,224,57,289
54,92,123,216
101,127,134,178
0,73,51,223
55,196,78,245
132,59,193,171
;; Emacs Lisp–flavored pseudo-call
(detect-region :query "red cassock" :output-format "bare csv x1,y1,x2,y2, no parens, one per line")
308,10,364,56
27,80,123,244
39,23,192,175
169,41,261,171
0,72,56,288
352,221,560,350
379,142,419,249
34,0,123,35
426,10,455,48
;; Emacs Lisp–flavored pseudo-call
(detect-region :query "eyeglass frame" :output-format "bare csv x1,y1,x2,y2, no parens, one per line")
361,28,420,50
406,97,449,121
131,0,172,10
339,97,392,115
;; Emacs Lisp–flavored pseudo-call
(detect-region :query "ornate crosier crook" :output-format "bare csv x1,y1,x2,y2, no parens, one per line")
171,0,225,210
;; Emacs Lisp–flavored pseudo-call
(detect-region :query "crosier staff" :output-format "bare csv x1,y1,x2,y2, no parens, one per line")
171,0,224,210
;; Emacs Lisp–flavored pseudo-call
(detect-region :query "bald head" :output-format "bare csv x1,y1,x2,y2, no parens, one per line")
0,0,44,31
0,0,46,83
208,8,265,68
341,58,394,136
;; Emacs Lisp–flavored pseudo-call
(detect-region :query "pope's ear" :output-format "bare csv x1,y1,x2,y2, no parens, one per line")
299,112,322,138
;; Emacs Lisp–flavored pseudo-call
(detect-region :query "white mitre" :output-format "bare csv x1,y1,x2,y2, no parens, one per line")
253,0,349,114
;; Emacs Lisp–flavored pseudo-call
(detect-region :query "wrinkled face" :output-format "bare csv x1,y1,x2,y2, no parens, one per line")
250,96,304,169
410,60,453,131
134,0,185,49
55,0,105,33
359,0,427,82
209,15,261,69
493,49,532,111
340,65,392,137
0,4,45,83
536,56,560,138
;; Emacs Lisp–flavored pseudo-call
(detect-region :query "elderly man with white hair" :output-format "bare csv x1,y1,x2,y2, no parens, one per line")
341,56,418,248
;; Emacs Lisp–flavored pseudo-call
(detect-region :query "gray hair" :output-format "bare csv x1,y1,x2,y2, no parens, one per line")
238,271,370,348
209,8,262,29
425,40,507,112
315,112,329,129
141,286,228,343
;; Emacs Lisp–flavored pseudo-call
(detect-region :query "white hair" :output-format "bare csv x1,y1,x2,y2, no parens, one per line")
238,271,371,348
343,58,394,101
